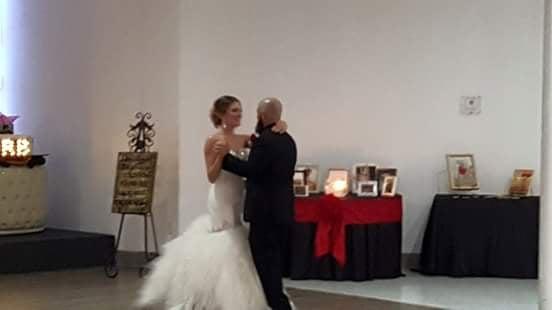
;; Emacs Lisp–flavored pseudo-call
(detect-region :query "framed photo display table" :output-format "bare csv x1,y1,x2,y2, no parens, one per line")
285,194,403,281
417,194,538,278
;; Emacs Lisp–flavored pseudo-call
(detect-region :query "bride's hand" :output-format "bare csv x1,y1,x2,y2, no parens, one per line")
272,120,288,134
212,135,229,155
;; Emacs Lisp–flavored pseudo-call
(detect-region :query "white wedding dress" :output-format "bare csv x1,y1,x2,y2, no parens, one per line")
137,170,269,310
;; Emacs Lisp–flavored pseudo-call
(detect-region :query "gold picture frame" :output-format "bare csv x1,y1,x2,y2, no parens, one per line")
446,154,479,191
509,169,534,196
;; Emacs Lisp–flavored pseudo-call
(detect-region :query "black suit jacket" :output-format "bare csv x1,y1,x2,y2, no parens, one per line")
222,125,297,224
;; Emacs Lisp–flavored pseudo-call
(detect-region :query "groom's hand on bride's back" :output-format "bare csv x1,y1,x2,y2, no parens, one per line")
272,120,288,134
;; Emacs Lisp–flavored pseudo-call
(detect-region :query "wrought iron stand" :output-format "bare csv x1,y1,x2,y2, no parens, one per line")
105,212,160,278
105,112,160,278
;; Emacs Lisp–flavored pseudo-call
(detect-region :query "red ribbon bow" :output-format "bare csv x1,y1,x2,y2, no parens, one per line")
315,195,347,266
295,194,402,267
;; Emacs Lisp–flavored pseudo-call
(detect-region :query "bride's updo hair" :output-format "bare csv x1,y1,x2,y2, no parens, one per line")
210,95,240,128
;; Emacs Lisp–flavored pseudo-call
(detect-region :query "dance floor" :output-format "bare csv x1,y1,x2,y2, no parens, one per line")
0,268,439,309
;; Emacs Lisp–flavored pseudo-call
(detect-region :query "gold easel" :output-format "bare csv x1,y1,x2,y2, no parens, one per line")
105,112,159,278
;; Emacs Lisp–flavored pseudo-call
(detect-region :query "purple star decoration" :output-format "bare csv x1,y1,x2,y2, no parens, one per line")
0,113,19,134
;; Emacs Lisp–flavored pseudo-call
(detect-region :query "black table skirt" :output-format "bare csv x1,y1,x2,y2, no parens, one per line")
284,222,402,281
418,194,539,278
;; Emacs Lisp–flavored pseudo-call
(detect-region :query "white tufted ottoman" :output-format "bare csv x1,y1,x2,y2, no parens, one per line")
0,166,47,235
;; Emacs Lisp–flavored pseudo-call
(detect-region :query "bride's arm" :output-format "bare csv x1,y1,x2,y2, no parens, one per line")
204,135,227,183
222,135,271,179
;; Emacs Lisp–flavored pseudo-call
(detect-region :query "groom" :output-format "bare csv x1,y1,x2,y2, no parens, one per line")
222,97,297,310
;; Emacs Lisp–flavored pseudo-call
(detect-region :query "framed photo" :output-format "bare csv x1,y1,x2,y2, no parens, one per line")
381,176,397,197
368,164,377,181
293,170,306,186
357,181,378,197
353,164,371,182
446,154,479,191
375,168,397,191
352,163,377,193
294,185,309,197
296,164,320,193
509,169,534,196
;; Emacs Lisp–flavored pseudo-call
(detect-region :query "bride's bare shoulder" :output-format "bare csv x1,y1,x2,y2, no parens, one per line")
206,130,224,141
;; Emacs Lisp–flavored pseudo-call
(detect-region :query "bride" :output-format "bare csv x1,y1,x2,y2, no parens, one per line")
136,95,286,310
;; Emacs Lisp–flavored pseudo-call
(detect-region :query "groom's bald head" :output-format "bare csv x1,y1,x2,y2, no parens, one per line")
257,97,282,126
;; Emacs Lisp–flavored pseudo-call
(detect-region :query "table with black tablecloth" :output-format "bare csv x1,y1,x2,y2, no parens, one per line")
418,194,539,278
284,194,403,281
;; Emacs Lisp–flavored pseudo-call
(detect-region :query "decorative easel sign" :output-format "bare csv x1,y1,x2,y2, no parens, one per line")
112,152,157,214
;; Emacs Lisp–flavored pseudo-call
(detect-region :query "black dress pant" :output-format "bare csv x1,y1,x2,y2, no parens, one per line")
249,220,291,310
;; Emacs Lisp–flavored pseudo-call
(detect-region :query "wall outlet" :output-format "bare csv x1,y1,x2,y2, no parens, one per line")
460,96,482,115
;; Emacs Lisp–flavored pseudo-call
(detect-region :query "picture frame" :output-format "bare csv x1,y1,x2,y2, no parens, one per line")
296,164,320,193
375,168,397,192
294,184,309,197
509,169,534,196
357,181,378,197
368,164,377,181
446,154,479,191
381,176,397,197
352,163,377,193
293,170,306,186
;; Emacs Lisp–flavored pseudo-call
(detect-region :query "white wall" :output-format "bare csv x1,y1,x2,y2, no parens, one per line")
3,0,542,254
7,0,180,251
179,0,543,252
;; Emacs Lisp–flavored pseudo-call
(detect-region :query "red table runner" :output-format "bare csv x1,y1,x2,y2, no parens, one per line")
294,194,402,266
